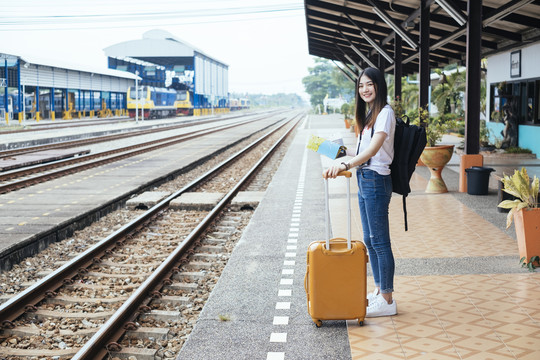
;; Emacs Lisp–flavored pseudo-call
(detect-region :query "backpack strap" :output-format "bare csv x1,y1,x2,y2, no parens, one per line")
402,196,408,231
357,126,375,166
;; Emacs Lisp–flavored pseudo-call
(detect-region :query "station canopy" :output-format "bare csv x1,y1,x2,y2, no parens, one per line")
304,0,540,75
103,29,228,71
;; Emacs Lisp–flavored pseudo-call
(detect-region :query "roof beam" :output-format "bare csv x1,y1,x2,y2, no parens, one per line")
483,0,536,27
344,13,394,64
332,60,357,83
434,0,467,26
367,0,418,49
338,31,377,68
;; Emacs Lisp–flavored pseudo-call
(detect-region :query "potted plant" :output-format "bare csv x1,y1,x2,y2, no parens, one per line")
498,168,540,270
413,107,456,193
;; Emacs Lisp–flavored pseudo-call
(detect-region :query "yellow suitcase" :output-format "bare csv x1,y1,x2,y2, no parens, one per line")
304,171,368,327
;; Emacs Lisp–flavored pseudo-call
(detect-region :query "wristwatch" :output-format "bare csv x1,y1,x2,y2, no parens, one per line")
341,162,350,170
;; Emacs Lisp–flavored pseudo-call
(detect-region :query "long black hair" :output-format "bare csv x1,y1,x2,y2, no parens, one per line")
354,67,388,131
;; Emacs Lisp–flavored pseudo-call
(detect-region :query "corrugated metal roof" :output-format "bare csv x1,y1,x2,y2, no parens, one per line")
0,51,140,80
103,29,228,68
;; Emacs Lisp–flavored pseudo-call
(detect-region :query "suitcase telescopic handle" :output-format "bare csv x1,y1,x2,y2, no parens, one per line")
324,171,352,250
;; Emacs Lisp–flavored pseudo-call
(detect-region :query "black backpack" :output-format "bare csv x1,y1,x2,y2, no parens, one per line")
362,115,427,231
390,115,427,231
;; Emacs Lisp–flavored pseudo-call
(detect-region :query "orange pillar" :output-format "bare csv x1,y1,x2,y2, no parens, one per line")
459,154,484,192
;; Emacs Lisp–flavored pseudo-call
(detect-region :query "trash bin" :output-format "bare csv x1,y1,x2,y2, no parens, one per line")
465,166,495,195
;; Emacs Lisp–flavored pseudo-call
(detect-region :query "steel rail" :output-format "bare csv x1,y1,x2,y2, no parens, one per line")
71,112,304,359
0,115,278,194
0,112,299,330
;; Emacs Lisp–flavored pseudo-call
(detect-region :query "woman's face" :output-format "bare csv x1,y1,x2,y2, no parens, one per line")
358,74,376,106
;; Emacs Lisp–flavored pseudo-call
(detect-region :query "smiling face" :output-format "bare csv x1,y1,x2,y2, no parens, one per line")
358,74,377,106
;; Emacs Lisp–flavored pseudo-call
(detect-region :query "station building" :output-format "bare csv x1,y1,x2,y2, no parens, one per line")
485,42,540,155
0,52,138,123
104,29,230,116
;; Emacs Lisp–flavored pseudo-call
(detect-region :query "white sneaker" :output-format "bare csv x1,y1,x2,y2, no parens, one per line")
366,288,379,304
366,296,397,318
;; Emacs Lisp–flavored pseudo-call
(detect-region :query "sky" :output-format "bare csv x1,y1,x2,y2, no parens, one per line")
0,0,316,98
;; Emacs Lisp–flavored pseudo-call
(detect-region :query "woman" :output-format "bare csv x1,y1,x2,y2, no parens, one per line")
323,67,396,317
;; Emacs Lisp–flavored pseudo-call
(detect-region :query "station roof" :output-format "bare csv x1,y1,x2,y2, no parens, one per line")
0,51,139,80
304,0,540,75
103,29,228,69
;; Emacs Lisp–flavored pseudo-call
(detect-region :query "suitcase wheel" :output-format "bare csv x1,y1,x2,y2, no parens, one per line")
358,320,364,326
313,319,322,328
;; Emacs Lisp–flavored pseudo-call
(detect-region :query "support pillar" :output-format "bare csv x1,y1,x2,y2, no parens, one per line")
419,0,430,114
394,34,402,101
459,0,483,192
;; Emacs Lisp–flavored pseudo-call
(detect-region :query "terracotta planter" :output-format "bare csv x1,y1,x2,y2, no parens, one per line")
419,145,455,193
514,208,540,266
344,119,351,129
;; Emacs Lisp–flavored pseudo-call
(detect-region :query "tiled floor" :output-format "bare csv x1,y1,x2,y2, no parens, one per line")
327,168,540,359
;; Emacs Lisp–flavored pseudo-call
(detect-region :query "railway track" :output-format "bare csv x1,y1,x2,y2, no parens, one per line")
0,111,304,359
0,113,254,158
0,113,280,194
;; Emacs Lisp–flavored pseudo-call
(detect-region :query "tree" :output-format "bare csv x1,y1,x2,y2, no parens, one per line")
431,68,466,116
302,58,354,108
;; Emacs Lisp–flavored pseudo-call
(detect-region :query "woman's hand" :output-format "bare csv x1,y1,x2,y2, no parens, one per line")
322,163,346,179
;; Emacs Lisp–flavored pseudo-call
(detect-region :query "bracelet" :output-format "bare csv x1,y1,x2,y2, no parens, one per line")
341,162,350,171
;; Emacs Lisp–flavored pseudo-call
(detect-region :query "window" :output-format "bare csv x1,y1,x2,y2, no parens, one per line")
490,78,540,125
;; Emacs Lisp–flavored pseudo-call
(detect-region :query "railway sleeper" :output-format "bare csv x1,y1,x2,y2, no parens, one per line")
191,253,221,262
184,261,212,271
125,326,169,340
63,283,139,291
140,310,181,322
152,295,190,305
25,308,115,320
0,346,77,358
171,271,206,282
204,236,228,244
4,324,97,338
167,282,198,291
42,295,127,305
82,271,149,279
214,225,236,233
109,346,157,360
208,231,232,240
199,245,224,254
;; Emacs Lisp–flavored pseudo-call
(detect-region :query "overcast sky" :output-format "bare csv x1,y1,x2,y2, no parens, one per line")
0,0,316,98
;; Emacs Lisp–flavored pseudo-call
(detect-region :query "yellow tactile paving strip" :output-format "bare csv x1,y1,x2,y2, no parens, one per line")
327,170,540,360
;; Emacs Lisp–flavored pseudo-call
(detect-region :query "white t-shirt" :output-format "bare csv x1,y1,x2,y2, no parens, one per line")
356,104,395,175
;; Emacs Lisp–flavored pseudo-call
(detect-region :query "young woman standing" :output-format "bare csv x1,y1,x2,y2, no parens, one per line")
323,67,397,317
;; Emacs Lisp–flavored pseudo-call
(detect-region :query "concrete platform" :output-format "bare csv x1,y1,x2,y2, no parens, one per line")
178,114,540,360
126,191,171,210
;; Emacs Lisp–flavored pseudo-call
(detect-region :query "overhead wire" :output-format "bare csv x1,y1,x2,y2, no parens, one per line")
0,3,305,29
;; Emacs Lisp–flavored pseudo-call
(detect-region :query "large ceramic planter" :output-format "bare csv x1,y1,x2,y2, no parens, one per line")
514,208,540,266
419,145,455,193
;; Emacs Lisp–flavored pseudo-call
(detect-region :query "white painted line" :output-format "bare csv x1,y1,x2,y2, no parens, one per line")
280,279,293,285
288,233,298,237
287,239,297,244
267,352,285,360
282,269,294,274
273,316,289,325
278,289,292,297
270,333,287,343
285,253,296,257
276,302,291,310
286,245,297,250
283,260,295,266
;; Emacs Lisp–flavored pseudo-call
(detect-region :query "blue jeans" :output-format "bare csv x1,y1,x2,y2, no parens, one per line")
356,168,394,294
